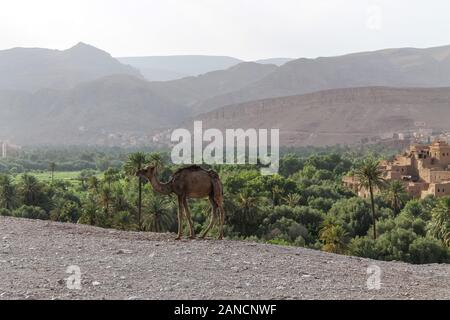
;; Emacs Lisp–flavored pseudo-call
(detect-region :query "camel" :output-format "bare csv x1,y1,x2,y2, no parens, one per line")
136,165,225,240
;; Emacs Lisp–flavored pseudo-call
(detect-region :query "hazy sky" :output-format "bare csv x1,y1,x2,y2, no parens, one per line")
1,0,449,60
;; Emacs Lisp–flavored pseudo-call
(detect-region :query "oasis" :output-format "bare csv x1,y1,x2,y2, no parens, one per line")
171,121,279,175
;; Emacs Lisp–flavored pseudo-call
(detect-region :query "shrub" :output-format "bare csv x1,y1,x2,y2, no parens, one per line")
348,236,379,259
0,208,11,216
293,206,324,237
59,201,81,223
328,197,372,237
409,237,448,264
13,205,48,220
293,236,306,247
308,197,334,212
375,228,417,262
287,223,308,242
376,217,396,236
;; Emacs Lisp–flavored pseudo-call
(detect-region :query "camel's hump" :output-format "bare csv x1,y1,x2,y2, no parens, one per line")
173,165,219,178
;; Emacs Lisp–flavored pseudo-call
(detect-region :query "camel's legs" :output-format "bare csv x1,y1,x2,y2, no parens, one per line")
217,204,225,240
182,198,196,239
200,197,218,239
175,195,184,240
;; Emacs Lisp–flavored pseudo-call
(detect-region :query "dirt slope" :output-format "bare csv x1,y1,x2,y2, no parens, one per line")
0,216,448,300
195,86,450,146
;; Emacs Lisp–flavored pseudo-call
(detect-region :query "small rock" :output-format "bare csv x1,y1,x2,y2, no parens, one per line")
92,281,101,286
116,249,133,254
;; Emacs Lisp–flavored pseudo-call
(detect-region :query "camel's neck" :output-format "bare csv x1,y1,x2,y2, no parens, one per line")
145,171,172,195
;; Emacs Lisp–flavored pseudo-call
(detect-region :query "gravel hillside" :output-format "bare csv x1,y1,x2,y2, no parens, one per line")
0,216,448,300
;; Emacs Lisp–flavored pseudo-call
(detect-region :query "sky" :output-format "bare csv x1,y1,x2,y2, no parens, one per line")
0,0,449,60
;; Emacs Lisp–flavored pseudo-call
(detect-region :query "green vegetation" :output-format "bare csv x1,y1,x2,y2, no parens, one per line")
0,146,448,265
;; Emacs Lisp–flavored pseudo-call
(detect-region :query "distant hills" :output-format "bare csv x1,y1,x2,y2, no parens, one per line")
149,62,278,113
194,45,450,113
117,55,243,81
1,43,450,146
255,58,293,66
0,75,186,145
117,55,293,81
195,86,450,146
0,42,142,92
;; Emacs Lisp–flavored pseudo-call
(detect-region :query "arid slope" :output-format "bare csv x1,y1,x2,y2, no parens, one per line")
0,217,448,300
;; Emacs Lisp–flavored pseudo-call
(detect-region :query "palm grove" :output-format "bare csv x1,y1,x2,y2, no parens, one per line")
0,147,448,264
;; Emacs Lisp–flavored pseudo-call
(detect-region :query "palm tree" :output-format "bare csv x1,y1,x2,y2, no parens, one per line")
383,180,408,215
429,200,450,247
0,174,15,210
80,196,98,226
49,162,57,184
236,190,259,235
124,152,149,229
354,158,386,239
112,185,130,214
103,168,120,188
271,185,283,207
100,185,113,215
319,223,349,254
148,152,164,170
77,170,95,190
283,193,301,207
17,174,42,206
142,196,174,232
87,176,100,193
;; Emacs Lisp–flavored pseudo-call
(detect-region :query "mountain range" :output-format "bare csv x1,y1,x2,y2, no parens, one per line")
0,75,186,145
117,56,293,81
193,45,450,113
1,43,450,146
0,42,141,92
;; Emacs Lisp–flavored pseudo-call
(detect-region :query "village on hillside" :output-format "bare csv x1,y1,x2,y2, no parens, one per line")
344,139,450,199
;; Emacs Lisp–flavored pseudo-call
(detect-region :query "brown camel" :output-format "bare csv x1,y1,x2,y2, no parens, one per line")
136,165,225,240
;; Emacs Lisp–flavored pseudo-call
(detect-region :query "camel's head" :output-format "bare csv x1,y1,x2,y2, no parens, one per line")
135,165,156,178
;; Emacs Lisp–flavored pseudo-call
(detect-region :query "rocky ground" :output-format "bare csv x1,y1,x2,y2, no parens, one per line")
0,216,449,300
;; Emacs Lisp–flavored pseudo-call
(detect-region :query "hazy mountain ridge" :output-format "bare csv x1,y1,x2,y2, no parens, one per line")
2,43,450,145
117,55,293,81
195,45,450,113
0,75,186,145
255,57,293,66
0,42,142,92
118,55,243,81
148,62,278,111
